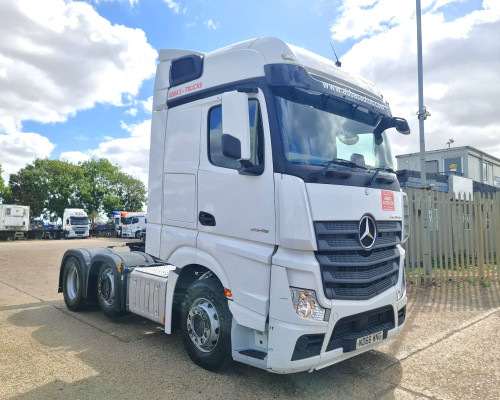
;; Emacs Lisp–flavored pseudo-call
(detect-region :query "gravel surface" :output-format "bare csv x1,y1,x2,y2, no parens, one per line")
0,238,499,399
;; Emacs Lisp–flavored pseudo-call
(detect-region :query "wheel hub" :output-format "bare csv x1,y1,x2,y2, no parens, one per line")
187,298,220,352
66,264,79,300
99,268,115,306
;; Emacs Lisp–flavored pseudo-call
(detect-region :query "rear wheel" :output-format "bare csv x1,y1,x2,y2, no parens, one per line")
97,264,127,318
63,256,85,311
180,277,232,371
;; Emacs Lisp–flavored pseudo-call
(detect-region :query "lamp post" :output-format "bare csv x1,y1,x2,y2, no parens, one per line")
416,0,432,279
447,138,454,148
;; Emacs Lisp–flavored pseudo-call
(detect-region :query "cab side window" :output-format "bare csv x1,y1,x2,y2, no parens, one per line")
208,99,264,169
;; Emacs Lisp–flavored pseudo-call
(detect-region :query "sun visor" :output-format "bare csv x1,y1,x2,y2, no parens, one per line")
264,64,391,116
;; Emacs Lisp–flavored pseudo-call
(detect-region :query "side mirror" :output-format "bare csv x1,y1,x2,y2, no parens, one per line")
373,116,411,144
221,91,250,161
394,117,410,135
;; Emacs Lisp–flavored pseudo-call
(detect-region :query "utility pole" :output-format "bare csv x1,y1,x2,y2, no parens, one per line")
416,0,432,279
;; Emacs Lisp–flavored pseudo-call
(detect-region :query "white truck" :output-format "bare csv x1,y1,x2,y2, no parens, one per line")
58,37,410,373
62,208,90,239
0,204,30,239
120,211,147,238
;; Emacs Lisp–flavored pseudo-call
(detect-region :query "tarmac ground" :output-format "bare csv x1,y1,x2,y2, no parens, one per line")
0,238,499,399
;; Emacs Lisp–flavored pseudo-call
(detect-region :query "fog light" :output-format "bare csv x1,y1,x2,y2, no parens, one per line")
290,287,328,321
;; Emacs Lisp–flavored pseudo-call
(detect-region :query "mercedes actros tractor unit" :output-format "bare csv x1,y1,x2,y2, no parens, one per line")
58,37,410,373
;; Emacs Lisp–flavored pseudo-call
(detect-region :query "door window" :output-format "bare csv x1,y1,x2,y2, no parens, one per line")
208,99,264,169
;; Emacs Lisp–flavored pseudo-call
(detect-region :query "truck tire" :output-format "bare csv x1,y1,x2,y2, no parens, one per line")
97,264,127,318
180,277,232,371
62,256,85,311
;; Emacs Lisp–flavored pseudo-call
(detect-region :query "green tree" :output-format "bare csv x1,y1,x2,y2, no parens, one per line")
0,164,11,203
9,159,84,220
8,157,146,221
8,165,46,217
79,158,146,218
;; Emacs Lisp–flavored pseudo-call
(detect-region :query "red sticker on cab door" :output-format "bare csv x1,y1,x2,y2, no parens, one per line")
381,190,395,211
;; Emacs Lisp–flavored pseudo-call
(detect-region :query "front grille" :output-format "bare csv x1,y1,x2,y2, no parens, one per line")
314,220,401,300
75,230,86,235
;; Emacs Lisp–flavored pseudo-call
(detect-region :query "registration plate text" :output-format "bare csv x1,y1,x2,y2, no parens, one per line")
356,331,383,349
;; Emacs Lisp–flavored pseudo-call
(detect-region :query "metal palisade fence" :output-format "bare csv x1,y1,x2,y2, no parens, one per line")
402,188,500,282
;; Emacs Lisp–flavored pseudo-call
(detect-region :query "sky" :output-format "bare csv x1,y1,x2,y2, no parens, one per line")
1,0,499,185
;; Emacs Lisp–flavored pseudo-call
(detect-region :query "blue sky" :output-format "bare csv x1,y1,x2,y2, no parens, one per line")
1,0,499,184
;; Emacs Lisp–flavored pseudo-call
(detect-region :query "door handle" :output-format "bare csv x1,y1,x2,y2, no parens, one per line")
199,211,216,226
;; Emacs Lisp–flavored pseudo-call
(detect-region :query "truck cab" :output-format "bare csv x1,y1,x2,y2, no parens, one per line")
120,212,147,238
59,37,410,374
62,208,89,239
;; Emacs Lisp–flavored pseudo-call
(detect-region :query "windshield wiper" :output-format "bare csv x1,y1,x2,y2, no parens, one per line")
321,158,367,176
367,166,396,187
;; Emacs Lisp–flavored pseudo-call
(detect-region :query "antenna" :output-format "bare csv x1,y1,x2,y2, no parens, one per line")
330,42,342,67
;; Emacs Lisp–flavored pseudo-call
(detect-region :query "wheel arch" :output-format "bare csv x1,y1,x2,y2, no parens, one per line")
164,247,230,334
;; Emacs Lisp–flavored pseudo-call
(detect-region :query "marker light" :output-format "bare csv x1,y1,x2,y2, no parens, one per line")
289,288,328,321
224,288,232,298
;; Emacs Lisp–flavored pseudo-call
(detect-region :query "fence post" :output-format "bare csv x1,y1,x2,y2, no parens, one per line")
421,189,432,280
475,193,485,278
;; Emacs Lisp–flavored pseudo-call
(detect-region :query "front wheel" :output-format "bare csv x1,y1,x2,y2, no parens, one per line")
63,256,85,311
97,264,127,318
180,277,232,371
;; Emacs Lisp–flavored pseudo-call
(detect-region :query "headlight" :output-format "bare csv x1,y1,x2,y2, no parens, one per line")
290,287,329,321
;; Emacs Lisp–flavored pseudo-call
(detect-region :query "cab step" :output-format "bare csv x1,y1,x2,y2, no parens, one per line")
238,349,267,360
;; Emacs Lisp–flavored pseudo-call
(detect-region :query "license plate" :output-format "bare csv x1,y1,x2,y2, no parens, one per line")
356,331,383,349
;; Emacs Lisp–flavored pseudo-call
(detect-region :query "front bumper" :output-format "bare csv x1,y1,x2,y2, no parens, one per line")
66,229,89,238
266,294,406,373
265,247,407,374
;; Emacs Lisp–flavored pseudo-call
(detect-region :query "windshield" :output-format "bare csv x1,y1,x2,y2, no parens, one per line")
70,216,89,225
122,217,132,224
274,89,394,170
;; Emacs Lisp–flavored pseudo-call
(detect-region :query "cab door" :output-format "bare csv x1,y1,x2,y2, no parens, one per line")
197,90,275,318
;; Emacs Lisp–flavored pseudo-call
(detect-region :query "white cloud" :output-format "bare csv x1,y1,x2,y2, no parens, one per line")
90,0,139,6
59,151,92,165
0,132,55,182
59,120,151,186
60,119,151,186
125,108,139,116
204,19,220,30
331,1,500,160
0,0,157,133
94,120,151,185
164,0,181,14
139,96,153,114
124,96,152,116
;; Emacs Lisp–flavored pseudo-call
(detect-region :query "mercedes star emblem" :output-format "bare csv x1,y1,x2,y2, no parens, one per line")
359,215,377,249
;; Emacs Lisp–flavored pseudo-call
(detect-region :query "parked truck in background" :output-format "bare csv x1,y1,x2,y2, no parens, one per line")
62,208,89,239
120,212,147,239
112,211,132,237
59,37,410,373
0,204,30,240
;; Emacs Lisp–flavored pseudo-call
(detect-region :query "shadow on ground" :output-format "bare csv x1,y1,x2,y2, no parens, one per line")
5,301,404,400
